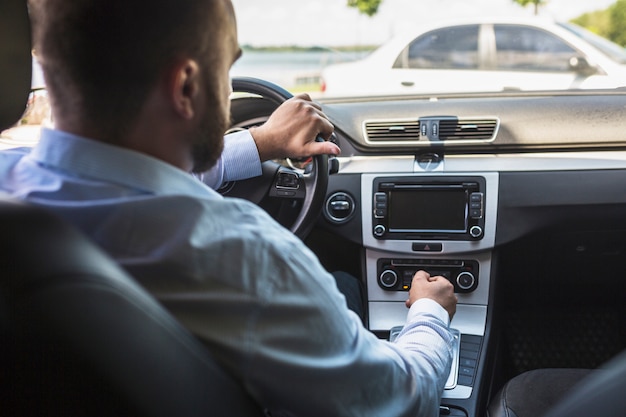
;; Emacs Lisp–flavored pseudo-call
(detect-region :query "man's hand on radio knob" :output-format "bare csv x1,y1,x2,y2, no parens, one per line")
406,270,458,321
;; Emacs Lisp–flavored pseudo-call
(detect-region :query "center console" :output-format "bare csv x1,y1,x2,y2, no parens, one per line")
361,172,498,404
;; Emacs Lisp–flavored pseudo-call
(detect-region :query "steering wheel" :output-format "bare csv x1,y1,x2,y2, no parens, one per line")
220,77,329,240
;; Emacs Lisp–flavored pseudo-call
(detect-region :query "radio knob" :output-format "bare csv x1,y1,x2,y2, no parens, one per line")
373,224,386,237
469,225,483,238
456,271,476,291
379,269,398,289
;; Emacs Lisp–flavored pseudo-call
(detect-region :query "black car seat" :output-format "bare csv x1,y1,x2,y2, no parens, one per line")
0,199,263,417
0,0,30,126
487,351,626,417
0,1,261,416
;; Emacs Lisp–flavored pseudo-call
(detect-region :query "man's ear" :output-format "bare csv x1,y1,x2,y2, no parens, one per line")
168,59,201,120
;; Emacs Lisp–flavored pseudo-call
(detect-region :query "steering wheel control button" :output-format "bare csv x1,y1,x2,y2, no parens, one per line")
324,192,356,224
276,190,297,197
412,242,443,252
373,224,386,237
378,269,398,289
270,169,306,199
276,172,300,189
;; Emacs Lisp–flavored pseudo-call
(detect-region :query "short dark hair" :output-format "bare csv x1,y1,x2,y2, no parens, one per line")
29,0,221,140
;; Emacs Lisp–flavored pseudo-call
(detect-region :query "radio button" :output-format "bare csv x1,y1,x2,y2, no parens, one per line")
373,192,388,218
456,271,476,291
470,209,483,219
469,192,484,219
469,225,483,238
379,270,399,289
373,224,386,237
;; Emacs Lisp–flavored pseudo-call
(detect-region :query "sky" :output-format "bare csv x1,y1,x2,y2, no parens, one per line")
231,0,618,47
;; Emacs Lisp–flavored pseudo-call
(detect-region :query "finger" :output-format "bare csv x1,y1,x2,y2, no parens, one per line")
312,117,334,140
303,140,340,156
413,270,431,282
292,94,325,113
293,92,312,102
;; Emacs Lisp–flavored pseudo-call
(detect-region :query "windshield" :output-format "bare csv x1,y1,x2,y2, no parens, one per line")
4,0,626,144
229,0,626,98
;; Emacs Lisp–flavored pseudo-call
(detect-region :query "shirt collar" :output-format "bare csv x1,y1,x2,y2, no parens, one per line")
29,128,220,198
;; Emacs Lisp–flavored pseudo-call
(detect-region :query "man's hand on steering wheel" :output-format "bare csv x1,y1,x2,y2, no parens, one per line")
249,93,340,162
226,77,334,240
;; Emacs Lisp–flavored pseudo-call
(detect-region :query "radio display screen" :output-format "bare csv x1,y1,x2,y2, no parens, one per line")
388,189,467,232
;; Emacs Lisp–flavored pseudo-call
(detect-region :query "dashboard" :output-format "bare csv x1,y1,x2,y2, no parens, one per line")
306,90,626,416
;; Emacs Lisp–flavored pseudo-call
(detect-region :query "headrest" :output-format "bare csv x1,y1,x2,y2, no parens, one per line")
0,0,32,131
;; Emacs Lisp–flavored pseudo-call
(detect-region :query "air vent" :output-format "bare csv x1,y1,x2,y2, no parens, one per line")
363,116,499,147
364,120,420,142
439,118,498,141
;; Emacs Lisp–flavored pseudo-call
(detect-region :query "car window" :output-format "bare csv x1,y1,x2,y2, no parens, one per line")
494,24,577,72
394,25,479,70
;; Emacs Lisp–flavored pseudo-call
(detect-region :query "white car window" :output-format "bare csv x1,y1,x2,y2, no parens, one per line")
394,25,479,70
494,25,577,72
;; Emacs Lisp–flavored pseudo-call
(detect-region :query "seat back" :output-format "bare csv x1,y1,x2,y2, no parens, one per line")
0,0,31,131
0,199,263,416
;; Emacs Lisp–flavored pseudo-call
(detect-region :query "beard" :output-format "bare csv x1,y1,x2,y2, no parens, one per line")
189,100,228,174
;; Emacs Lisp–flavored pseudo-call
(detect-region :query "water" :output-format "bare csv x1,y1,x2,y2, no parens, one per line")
229,50,367,92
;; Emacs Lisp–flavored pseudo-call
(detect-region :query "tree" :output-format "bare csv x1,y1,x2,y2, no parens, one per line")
347,0,382,17
512,0,547,16
608,0,626,46
571,10,611,38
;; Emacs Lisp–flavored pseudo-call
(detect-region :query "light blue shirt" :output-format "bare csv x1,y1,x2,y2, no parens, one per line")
197,129,262,189
0,128,455,417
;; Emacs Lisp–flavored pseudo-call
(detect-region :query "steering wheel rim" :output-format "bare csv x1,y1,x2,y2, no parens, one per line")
225,76,329,239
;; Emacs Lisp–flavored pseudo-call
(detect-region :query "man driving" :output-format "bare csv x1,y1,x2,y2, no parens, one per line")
0,0,457,416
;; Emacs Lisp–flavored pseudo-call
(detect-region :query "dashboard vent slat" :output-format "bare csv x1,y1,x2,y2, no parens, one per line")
439,119,498,141
364,120,420,141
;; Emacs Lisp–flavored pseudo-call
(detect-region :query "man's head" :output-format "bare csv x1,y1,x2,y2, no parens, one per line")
29,0,240,172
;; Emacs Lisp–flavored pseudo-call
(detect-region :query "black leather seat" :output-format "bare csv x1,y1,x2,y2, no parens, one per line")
0,1,261,415
486,368,593,417
543,350,626,417
487,354,626,417
0,0,31,123
0,199,263,417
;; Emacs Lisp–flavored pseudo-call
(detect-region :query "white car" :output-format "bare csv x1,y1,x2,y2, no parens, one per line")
321,17,626,96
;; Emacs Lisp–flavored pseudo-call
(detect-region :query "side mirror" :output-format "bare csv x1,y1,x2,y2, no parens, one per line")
568,56,599,76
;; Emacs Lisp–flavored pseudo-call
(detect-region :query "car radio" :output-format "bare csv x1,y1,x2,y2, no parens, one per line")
372,176,486,241
377,258,479,293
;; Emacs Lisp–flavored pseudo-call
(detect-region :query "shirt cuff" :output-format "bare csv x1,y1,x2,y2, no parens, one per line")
222,130,262,182
197,130,262,189
407,298,450,327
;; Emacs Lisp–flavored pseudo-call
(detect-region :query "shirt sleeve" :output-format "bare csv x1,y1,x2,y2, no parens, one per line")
393,298,455,395
199,130,262,189
226,223,456,417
